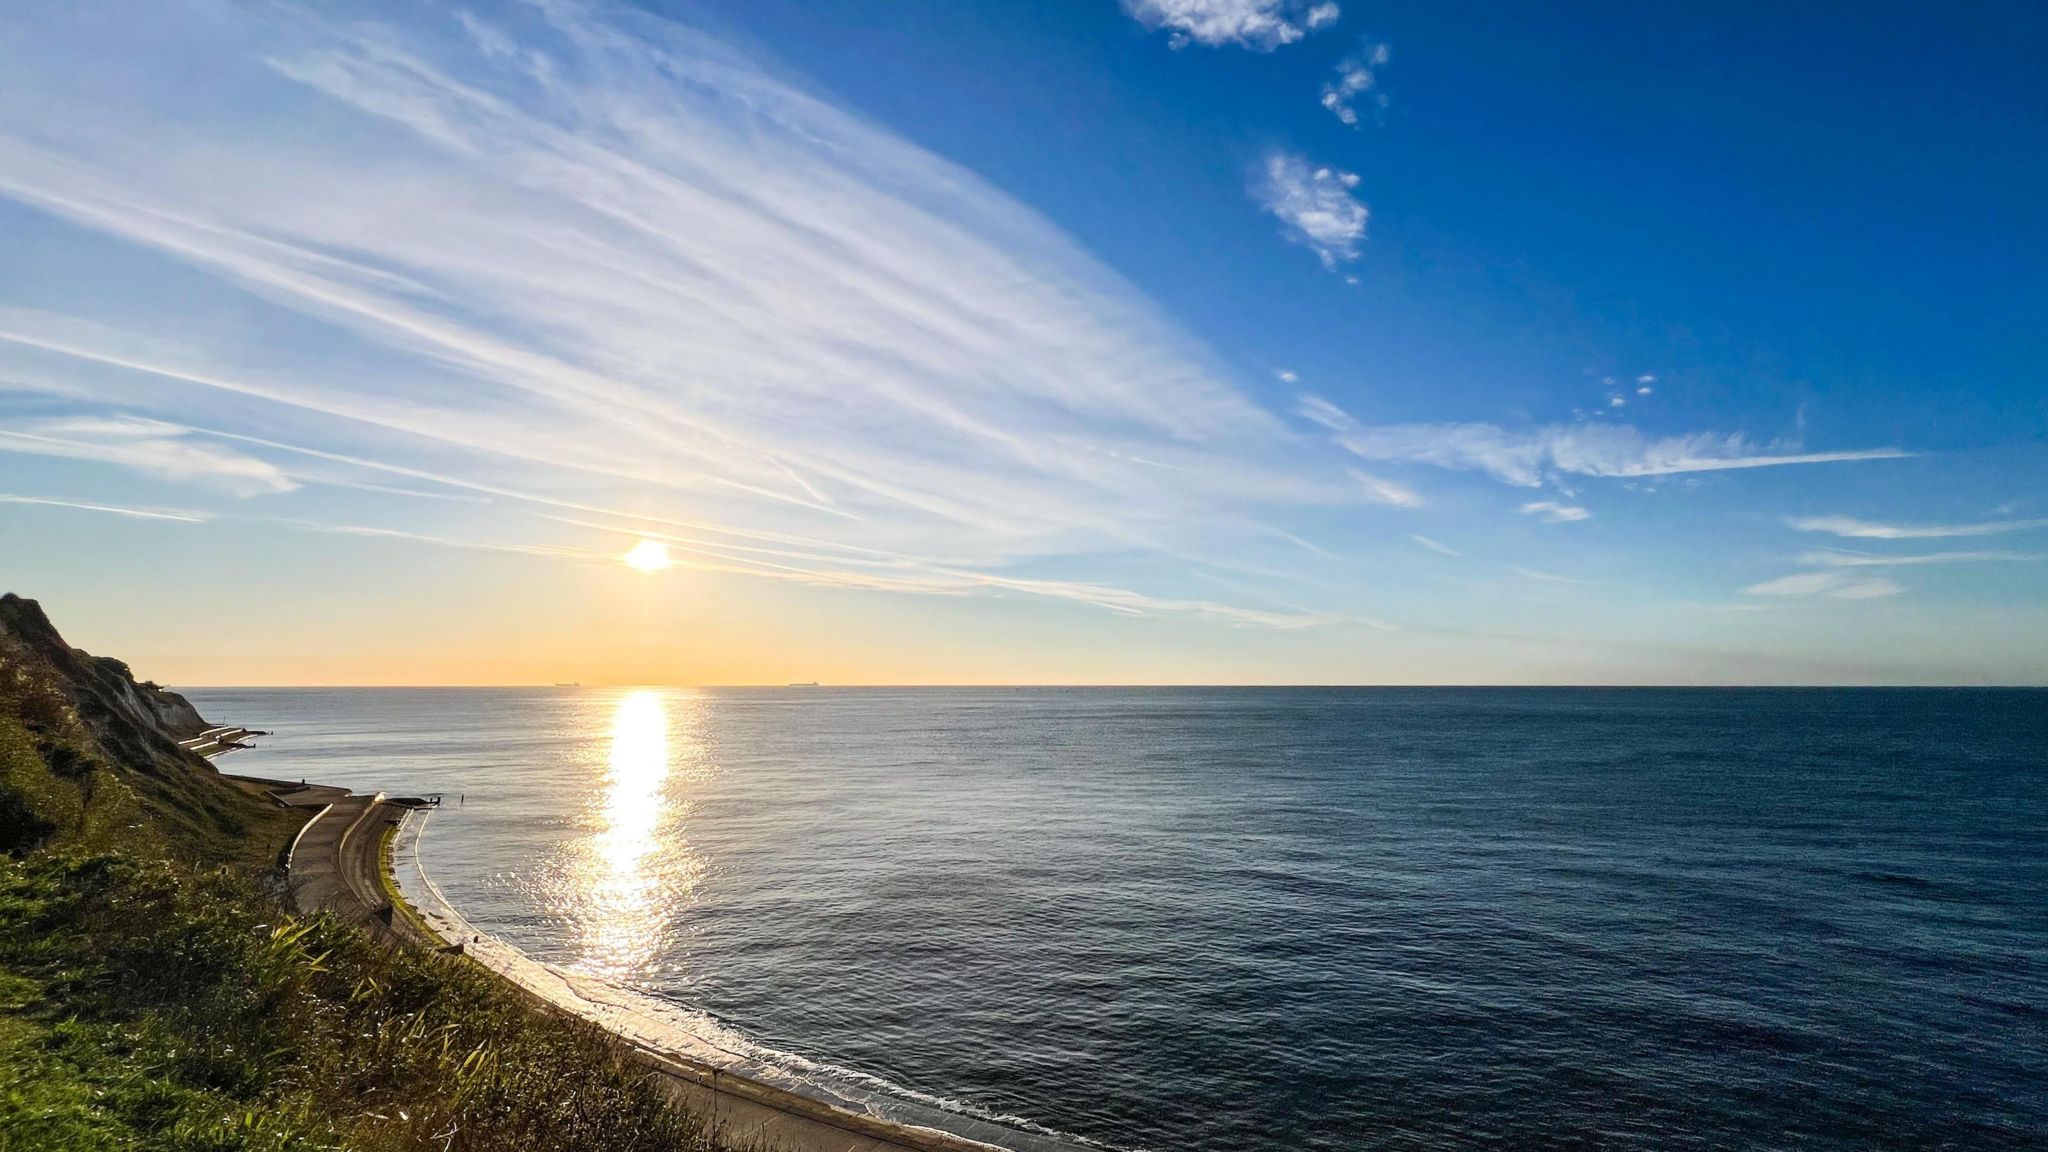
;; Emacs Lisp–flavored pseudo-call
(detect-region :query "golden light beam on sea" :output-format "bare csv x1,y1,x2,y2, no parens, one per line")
572,688,703,977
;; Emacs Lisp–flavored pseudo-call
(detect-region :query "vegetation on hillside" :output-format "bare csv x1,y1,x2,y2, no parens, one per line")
0,593,299,867
0,596,722,1151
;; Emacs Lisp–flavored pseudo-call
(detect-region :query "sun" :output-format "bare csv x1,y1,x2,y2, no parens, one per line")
622,539,672,573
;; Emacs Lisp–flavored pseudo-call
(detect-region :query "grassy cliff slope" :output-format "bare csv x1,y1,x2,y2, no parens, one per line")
0,594,719,1152
0,592,298,867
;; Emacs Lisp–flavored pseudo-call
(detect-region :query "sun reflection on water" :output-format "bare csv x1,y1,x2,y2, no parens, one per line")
573,688,703,978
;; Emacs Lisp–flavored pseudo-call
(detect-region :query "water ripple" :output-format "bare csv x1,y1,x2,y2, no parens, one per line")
194,686,2048,1151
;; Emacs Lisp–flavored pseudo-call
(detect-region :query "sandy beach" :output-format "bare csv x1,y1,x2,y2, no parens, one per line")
284,788,1056,1152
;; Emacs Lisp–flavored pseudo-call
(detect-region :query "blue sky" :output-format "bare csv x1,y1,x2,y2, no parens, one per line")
1,0,2043,684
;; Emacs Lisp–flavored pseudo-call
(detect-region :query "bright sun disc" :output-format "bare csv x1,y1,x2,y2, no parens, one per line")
623,539,671,572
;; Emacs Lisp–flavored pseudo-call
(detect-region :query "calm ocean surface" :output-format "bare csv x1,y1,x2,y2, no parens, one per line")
186,687,2048,1150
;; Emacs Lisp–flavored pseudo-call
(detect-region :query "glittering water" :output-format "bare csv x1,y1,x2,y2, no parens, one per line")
188,687,2048,1150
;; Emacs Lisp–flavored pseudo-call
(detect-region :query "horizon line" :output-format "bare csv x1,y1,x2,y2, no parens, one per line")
175,682,2048,691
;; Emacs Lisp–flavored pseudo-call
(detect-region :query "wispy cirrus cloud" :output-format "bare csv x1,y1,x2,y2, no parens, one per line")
1408,533,1460,556
1295,393,1356,432
1737,545,2030,602
0,416,296,495
526,510,1364,627
1509,565,1595,584
1348,467,1423,508
279,519,603,564
0,1,1403,629
1796,548,2032,567
1254,152,1368,267
1321,43,1390,126
1744,570,1903,600
1125,0,1340,50
1788,514,2048,539
0,492,212,522
1519,500,1591,523
1297,396,1906,487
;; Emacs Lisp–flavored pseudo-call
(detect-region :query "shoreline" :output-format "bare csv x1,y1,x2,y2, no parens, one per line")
291,789,1080,1152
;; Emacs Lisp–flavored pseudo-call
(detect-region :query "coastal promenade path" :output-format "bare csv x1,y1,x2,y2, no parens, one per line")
277,790,1022,1152
274,784,439,947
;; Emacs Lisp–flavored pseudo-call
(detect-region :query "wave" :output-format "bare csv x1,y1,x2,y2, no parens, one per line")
394,811,1124,1152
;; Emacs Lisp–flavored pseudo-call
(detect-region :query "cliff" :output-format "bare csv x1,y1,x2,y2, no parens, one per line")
1,590,212,752
0,597,720,1152
0,592,276,860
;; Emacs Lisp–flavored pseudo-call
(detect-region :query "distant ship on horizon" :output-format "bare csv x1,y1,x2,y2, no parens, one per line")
788,681,820,687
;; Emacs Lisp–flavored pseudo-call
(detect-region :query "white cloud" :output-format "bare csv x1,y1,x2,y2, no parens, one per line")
0,416,295,494
1320,43,1389,126
1255,151,1368,267
0,492,212,521
280,518,603,563
1346,467,1422,508
1509,565,1593,584
1830,578,1906,599
1746,572,1842,597
543,508,1372,626
1408,533,1459,556
1744,570,1903,600
1300,401,1906,486
1125,0,1340,50
1788,515,2048,539
1294,393,1357,432
1274,368,1298,383
0,1,1403,630
452,11,519,62
1520,500,1591,523
1797,548,2031,567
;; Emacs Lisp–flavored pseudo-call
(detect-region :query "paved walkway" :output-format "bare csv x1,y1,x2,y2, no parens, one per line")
280,786,436,946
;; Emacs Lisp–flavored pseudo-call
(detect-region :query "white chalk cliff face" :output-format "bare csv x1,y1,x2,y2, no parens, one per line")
0,592,214,772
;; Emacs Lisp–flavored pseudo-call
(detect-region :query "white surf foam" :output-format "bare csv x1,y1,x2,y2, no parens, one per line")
392,810,1128,1152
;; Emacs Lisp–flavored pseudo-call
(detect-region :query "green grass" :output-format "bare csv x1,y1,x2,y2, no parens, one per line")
0,670,299,872
373,823,438,945
0,620,732,1152
0,851,720,1151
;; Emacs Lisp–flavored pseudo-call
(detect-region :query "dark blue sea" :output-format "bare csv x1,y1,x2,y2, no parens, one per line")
186,687,2048,1150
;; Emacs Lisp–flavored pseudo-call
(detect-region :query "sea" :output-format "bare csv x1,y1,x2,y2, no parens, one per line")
184,687,2048,1151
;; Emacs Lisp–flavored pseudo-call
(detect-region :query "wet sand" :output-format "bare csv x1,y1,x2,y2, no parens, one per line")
294,799,1056,1147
